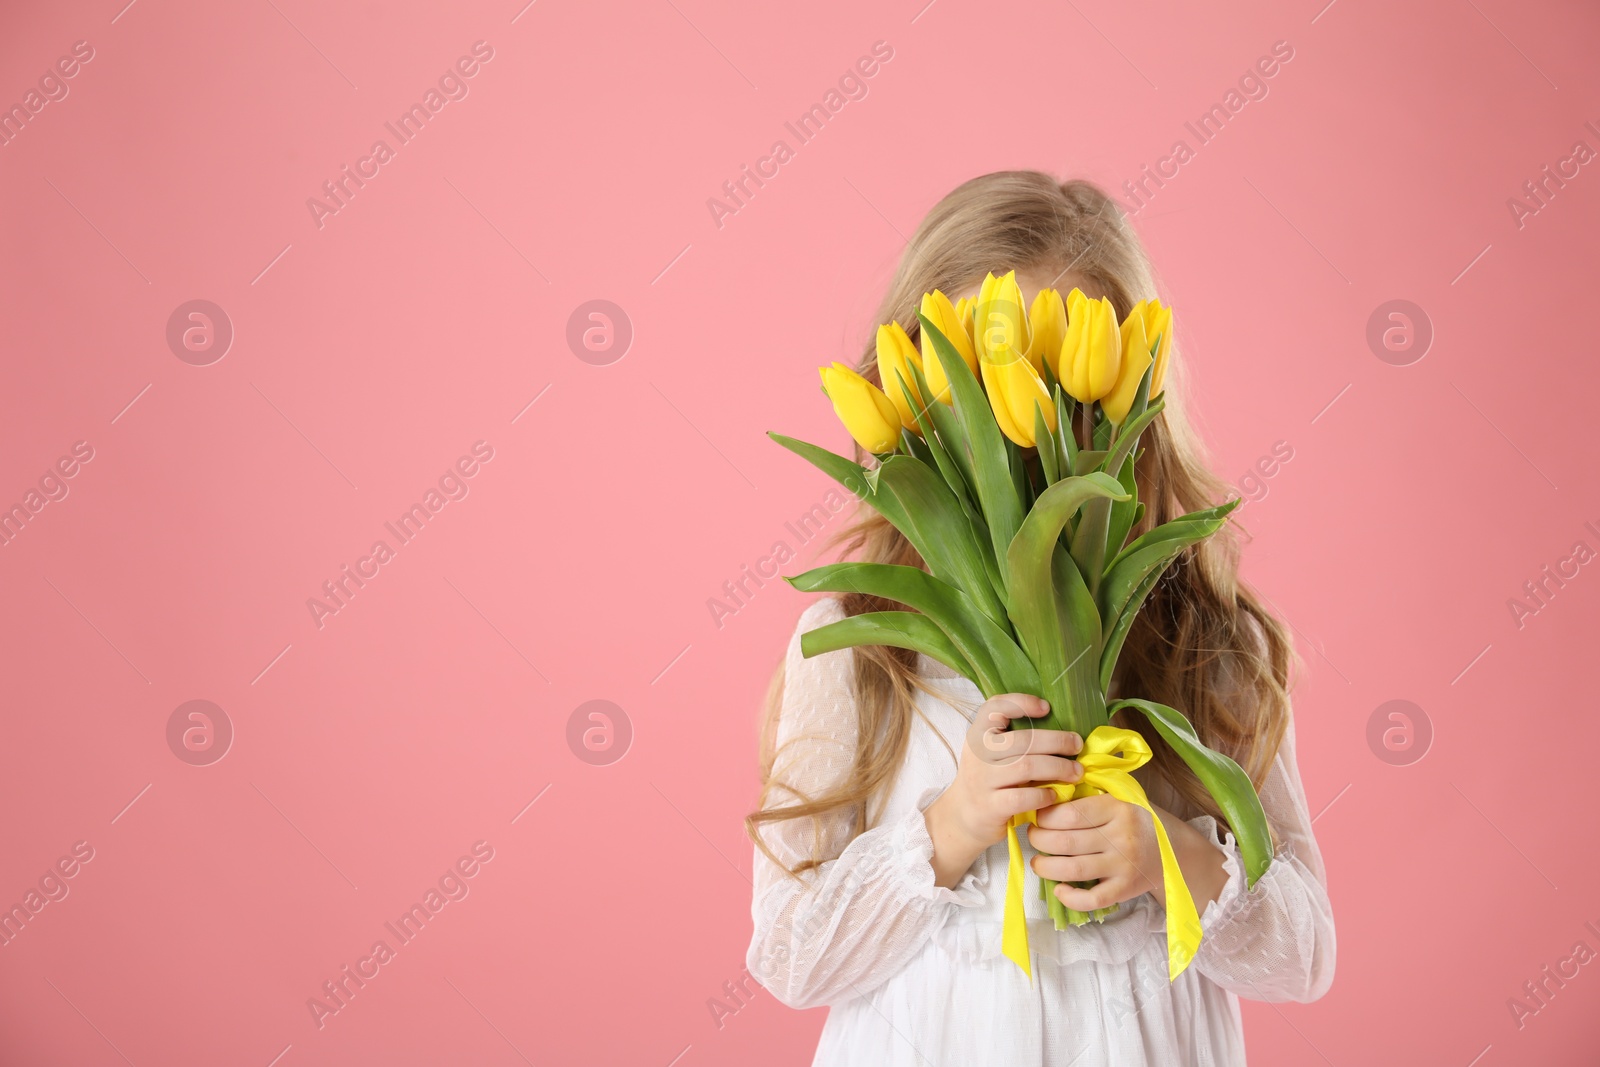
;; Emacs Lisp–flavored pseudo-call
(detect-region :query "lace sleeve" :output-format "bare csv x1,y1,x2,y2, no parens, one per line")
745,597,986,1010
1188,704,1337,1002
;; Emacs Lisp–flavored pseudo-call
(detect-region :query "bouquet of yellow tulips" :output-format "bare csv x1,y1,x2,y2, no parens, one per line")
769,272,1273,982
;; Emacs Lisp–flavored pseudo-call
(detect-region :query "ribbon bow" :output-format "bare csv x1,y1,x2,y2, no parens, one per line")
1001,724,1202,982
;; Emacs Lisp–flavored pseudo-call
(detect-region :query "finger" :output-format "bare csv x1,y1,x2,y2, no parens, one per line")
1053,877,1131,911
968,717,1079,769
1031,851,1117,884
1036,793,1120,829
1025,825,1106,857
967,699,1049,765
982,693,1051,724
970,725,1035,763
1011,728,1083,757
997,786,1061,819
997,754,1083,787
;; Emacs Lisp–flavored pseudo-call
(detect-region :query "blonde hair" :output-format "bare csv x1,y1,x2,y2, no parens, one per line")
748,171,1298,875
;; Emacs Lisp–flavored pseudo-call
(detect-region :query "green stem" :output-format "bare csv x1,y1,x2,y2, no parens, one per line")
1049,671,1109,741
1046,878,1070,928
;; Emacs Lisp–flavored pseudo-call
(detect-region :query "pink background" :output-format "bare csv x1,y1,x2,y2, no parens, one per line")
2,0,1598,1063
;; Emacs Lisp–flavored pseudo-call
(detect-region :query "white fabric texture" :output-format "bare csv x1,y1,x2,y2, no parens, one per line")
746,596,1335,1067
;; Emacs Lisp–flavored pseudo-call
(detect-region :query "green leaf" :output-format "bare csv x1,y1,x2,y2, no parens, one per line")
962,503,1007,615
1006,437,1032,512
1068,495,1113,600
1035,404,1060,484
769,432,1010,634
899,364,968,505
1092,405,1113,450
1098,500,1240,688
1054,386,1078,473
1097,563,1164,693
901,425,932,465
1102,390,1164,482
921,384,979,497
800,610,974,681
1005,473,1128,734
1110,698,1274,887
1115,359,1156,445
768,433,873,500
1072,449,1108,476
787,563,1039,695
871,455,1012,631
918,313,1024,584
1104,499,1239,576
1071,390,1165,597
1104,452,1140,562
898,365,1007,607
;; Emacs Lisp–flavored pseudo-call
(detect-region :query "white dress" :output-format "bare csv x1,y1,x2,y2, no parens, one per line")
746,597,1336,1067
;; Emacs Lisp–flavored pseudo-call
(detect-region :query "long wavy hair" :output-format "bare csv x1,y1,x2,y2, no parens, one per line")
748,171,1298,876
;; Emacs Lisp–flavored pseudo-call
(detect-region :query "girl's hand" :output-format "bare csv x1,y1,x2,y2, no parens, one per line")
923,695,1083,889
1027,795,1230,913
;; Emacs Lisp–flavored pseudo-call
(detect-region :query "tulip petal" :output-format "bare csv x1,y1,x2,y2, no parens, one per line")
982,349,1056,449
1086,298,1123,401
822,362,901,453
980,357,1029,447
954,296,976,344
1148,303,1174,396
976,270,1031,364
1026,288,1066,377
923,348,954,406
876,321,926,432
919,290,980,408
920,290,978,371
1059,288,1096,403
1101,343,1153,425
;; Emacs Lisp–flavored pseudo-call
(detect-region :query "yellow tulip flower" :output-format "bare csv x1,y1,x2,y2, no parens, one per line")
980,352,1057,448
1102,312,1156,425
1120,300,1173,395
918,290,978,405
820,362,901,454
876,321,926,432
974,270,1031,365
1057,289,1121,403
1025,288,1067,378
954,295,976,346
1139,299,1173,396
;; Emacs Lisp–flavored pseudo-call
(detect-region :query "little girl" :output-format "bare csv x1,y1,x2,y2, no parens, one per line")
745,172,1335,1066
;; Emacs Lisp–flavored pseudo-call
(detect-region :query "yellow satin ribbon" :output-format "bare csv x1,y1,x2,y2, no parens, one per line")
1002,725,1202,983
